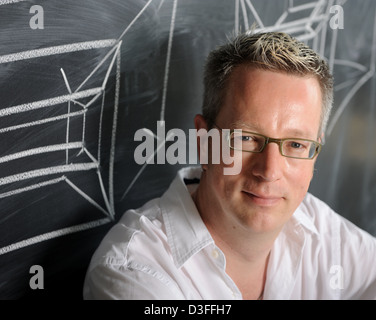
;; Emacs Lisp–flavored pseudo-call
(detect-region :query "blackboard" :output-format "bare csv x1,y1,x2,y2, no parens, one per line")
0,0,375,299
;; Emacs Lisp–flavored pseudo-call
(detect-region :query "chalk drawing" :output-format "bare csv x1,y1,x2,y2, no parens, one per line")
160,0,178,121
0,0,153,255
236,0,376,137
121,0,179,200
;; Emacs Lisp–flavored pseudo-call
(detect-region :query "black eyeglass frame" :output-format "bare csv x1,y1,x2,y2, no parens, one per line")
214,124,323,160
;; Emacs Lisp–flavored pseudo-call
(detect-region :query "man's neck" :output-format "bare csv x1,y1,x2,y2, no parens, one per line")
191,179,281,299
192,183,279,261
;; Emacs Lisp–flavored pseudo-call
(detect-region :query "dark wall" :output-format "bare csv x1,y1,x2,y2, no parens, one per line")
0,0,374,299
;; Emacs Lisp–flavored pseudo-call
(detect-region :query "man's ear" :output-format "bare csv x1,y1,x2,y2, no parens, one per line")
194,114,208,131
318,132,325,147
314,132,325,164
194,114,209,170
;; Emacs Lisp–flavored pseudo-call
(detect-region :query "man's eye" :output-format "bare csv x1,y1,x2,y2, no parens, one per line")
289,141,306,149
242,135,260,141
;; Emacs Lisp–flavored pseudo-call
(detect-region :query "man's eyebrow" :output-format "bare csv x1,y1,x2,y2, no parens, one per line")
229,121,315,139
229,121,259,131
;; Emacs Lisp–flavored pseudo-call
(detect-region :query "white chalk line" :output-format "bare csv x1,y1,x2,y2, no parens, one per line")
0,142,83,164
81,109,87,149
245,0,264,28
240,0,250,30
74,43,119,93
249,0,330,35
108,49,121,213
0,176,65,199
121,131,174,200
0,87,102,117
289,1,319,14
327,7,376,136
83,92,102,110
370,7,376,73
245,0,329,35
275,10,289,26
253,14,327,34
318,3,329,56
235,0,240,32
160,0,178,121
101,42,122,90
0,109,87,134
85,43,121,161
0,39,117,64
142,127,160,140
65,178,110,218
71,99,86,109
157,0,166,12
96,170,114,219
308,0,326,21
0,0,27,5
60,68,73,95
334,78,358,91
116,0,154,42
83,147,98,164
60,68,74,165
97,91,106,165
0,217,111,256
0,163,98,187
66,99,72,165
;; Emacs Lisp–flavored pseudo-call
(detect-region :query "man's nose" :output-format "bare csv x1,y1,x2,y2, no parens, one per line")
250,142,284,182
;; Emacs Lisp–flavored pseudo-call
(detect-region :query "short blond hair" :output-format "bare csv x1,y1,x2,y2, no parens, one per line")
202,32,333,136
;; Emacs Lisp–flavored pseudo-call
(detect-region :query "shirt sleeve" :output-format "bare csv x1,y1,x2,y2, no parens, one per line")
346,226,376,299
83,262,186,300
338,215,376,300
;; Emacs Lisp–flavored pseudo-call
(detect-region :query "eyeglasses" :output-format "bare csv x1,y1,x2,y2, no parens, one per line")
214,124,322,160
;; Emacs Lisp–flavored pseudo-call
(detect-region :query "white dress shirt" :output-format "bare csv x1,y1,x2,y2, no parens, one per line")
83,166,376,300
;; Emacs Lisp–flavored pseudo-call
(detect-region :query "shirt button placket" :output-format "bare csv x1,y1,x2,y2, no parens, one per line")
211,249,219,259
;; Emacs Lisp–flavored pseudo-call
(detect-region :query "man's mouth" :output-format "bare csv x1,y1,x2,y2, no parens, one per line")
242,190,283,207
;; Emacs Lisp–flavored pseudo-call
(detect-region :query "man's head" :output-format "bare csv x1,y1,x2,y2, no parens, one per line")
194,32,334,235
202,32,333,136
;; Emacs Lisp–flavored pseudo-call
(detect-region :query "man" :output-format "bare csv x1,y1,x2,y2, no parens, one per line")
83,32,376,299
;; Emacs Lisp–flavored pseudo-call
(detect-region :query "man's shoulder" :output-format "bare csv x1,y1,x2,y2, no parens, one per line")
298,192,376,243
88,197,165,267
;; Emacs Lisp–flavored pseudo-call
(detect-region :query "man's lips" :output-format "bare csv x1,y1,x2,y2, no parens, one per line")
242,190,283,206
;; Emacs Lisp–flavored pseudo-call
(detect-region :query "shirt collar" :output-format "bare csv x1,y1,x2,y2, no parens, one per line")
292,195,320,237
160,167,319,269
160,166,213,268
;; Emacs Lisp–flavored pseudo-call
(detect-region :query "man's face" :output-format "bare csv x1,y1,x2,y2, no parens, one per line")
201,66,322,234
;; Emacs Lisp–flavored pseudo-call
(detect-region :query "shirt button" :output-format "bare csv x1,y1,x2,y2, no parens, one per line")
211,249,219,259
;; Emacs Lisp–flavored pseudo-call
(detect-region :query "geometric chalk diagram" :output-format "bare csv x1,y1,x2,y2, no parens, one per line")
236,0,376,137
121,0,179,200
0,0,154,255
0,40,121,255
